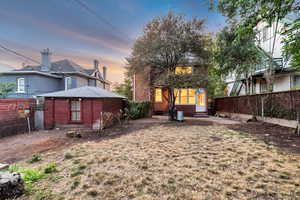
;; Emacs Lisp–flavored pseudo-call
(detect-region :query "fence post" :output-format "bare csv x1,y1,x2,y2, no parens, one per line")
261,97,264,120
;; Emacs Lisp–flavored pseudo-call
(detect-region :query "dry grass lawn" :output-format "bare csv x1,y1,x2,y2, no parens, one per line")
16,122,300,200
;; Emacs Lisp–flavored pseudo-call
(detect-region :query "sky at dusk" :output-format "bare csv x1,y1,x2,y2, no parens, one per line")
0,0,226,84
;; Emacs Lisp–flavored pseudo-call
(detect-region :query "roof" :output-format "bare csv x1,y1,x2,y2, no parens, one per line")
37,86,125,99
15,59,99,75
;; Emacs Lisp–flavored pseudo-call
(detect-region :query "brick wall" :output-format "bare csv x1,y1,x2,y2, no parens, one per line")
102,98,124,113
0,98,35,138
44,98,123,129
134,67,151,102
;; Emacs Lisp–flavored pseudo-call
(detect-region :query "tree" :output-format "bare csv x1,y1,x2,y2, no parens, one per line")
283,16,300,68
216,0,299,92
113,79,133,100
126,11,212,120
215,24,262,95
0,82,15,98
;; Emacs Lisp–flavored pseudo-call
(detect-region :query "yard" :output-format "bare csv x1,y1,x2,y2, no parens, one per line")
4,117,300,199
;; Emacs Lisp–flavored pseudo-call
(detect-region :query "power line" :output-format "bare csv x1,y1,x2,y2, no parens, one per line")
0,43,40,64
72,0,132,42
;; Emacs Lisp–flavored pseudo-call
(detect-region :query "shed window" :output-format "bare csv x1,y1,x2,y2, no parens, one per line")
17,78,25,93
65,77,72,90
71,100,81,121
155,88,162,102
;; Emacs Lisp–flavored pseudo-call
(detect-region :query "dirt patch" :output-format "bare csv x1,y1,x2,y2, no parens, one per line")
228,121,300,155
0,121,154,164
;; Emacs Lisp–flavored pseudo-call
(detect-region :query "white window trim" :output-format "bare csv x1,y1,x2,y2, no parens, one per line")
65,77,72,90
17,78,25,93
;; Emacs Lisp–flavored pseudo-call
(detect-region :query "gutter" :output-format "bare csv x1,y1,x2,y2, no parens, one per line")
0,71,62,78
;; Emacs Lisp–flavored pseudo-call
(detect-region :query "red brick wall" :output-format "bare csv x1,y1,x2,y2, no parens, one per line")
134,67,151,102
44,98,54,129
44,98,123,129
102,98,123,113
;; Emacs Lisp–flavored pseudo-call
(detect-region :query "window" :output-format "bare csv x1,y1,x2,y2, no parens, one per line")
155,88,162,102
71,100,81,121
17,78,25,93
175,66,192,74
175,89,196,104
65,77,72,90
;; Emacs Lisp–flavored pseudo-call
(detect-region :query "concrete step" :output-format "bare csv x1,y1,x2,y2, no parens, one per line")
193,112,209,118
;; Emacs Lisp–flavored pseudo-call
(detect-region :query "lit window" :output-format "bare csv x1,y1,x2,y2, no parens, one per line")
188,89,196,104
155,88,162,102
65,77,72,90
71,100,81,121
17,78,25,93
175,66,192,74
175,88,196,105
174,88,180,104
181,89,188,104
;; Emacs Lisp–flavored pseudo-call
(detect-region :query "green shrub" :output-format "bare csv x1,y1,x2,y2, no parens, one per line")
20,168,44,184
44,163,57,174
27,154,42,164
64,153,74,159
128,101,152,120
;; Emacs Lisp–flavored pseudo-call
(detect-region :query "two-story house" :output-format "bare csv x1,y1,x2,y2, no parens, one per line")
133,64,208,117
226,20,299,96
0,49,111,98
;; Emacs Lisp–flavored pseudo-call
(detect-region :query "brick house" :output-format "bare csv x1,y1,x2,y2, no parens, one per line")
38,86,125,129
133,65,208,117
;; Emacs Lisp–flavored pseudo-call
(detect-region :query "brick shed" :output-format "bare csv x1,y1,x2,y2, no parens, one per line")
38,86,125,129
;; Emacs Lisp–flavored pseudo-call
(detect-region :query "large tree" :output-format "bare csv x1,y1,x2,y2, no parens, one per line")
0,82,15,99
113,79,133,100
215,23,262,95
127,11,212,120
216,0,300,92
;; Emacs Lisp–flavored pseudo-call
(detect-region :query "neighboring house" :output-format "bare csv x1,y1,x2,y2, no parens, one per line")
38,86,125,129
0,49,111,98
226,20,299,96
133,65,208,117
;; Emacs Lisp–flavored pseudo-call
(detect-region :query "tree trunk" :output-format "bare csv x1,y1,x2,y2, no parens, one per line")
168,88,176,121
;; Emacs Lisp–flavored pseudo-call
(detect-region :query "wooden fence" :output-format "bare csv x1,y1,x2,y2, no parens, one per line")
214,90,300,120
0,98,35,137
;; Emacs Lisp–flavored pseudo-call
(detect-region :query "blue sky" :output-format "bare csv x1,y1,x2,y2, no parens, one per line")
0,0,225,83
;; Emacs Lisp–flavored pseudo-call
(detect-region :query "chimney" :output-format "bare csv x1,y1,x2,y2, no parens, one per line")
41,48,51,71
102,66,107,80
94,59,99,71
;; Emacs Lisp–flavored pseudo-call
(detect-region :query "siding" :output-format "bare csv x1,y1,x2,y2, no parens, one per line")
0,74,61,98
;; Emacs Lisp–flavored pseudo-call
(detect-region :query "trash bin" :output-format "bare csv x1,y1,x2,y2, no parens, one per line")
177,111,184,122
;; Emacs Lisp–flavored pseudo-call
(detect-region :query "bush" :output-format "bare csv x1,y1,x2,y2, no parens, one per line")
128,101,152,120
20,168,44,184
27,154,42,164
64,153,74,159
44,163,57,174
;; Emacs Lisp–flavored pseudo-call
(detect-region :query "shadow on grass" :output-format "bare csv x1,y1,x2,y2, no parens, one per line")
226,121,300,155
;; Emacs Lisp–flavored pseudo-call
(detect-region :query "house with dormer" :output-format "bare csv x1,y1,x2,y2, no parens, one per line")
0,49,111,98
